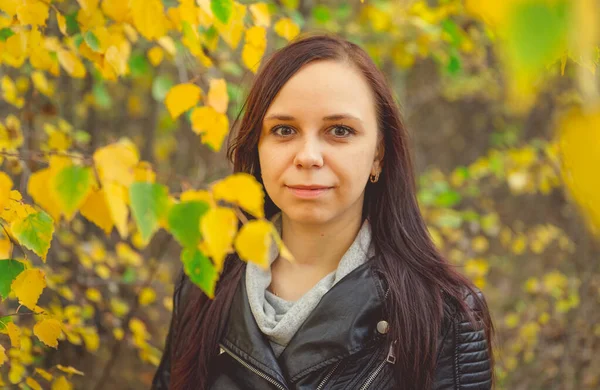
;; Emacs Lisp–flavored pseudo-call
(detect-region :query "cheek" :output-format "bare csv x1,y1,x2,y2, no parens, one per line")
258,144,286,188
332,148,373,187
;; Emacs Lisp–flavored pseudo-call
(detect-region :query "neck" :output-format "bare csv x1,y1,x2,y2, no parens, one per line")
277,209,363,276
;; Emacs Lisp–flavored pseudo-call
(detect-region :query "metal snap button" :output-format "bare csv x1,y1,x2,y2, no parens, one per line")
377,320,389,334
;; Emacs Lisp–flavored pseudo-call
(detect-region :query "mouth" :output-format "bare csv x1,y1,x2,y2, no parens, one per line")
285,185,333,199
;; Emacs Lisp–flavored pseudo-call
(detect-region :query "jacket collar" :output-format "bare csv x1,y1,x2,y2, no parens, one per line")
221,260,387,384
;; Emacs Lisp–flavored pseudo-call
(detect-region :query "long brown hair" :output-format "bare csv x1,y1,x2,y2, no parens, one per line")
170,32,495,390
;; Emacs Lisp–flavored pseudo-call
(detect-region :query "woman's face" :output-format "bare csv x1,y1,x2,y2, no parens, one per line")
258,60,382,225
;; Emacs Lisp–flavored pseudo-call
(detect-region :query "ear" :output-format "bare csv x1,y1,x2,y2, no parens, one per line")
371,139,385,174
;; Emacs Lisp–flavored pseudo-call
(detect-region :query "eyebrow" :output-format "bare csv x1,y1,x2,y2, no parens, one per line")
263,113,363,123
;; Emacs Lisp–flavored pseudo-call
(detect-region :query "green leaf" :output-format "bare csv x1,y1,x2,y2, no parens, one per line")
83,31,101,52
122,267,137,284
0,259,26,300
441,19,463,47
152,75,174,101
434,189,462,208
11,211,54,261
446,50,461,75
167,201,210,248
72,33,84,50
65,12,80,35
129,182,169,245
128,53,150,78
0,27,15,41
505,0,571,73
93,83,112,109
312,5,331,23
53,165,93,219
281,0,299,10
211,0,233,24
181,248,218,298
221,60,243,77
436,210,463,228
74,130,91,144
0,316,12,331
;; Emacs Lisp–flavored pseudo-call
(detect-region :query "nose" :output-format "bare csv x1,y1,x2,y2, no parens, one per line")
293,135,324,169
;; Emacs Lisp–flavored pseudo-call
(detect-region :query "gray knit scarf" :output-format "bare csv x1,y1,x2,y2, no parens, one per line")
245,212,375,357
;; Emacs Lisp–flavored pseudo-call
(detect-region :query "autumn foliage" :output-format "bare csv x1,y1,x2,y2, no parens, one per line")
0,0,599,389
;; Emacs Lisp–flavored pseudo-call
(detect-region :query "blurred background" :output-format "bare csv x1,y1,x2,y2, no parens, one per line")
0,0,599,389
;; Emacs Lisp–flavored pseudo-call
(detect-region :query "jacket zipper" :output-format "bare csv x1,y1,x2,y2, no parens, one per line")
315,360,342,390
219,344,289,390
359,341,397,390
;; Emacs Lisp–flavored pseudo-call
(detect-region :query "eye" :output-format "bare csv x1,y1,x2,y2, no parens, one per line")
271,125,296,137
329,125,355,138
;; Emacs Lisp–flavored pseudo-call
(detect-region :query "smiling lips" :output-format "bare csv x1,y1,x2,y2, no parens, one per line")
286,184,332,199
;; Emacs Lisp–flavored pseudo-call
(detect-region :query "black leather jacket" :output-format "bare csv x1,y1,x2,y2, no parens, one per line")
152,261,492,389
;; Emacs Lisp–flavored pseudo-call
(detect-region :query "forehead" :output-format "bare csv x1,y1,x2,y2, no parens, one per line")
264,60,377,122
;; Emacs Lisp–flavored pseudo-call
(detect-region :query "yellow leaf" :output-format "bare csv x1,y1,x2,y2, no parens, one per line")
104,44,130,76
79,327,99,351
102,182,129,238
33,318,62,348
133,161,156,183
138,287,156,306
113,327,124,340
207,78,229,114
0,344,6,368
51,376,72,390
9,361,25,383
7,322,21,349
94,139,139,186
80,188,114,234
85,288,101,303
101,0,130,22
274,17,300,41
147,46,164,66
464,258,490,278
77,0,99,14
130,0,167,41
249,2,271,27
56,365,84,376
16,0,49,26
212,173,264,218
11,269,46,310
213,1,246,49
31,71,53,97
234,219,274,269
200,207,238,271
0,114,24,150
95,263,111,279
56,12,67,35
26,377,43,390
157,36,177,56
0,0,19,17
0,172,13,211
165,83,203,119
557,106,600,236
0,234,12,258
35,368,53,382
57,49,86,78
242,26,267,73
27,168,62,222
180,189,213,204
190,106,229,151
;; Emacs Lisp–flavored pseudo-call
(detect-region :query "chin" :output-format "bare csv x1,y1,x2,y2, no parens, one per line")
280,204,335,225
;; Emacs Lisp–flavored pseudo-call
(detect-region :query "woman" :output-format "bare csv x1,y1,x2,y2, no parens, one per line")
152,33,495,390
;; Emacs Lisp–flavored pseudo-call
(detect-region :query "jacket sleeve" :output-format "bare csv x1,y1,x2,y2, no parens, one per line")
434,289,492,390
151,268,188,390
